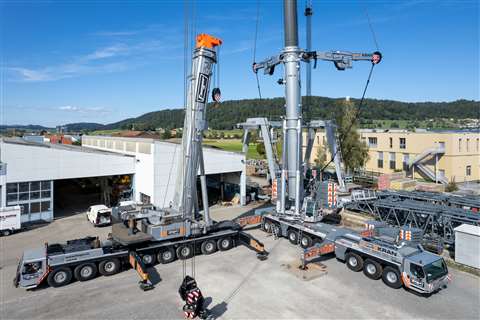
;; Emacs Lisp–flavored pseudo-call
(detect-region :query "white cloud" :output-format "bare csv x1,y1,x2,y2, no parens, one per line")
7,32,177,83
57,105,111,115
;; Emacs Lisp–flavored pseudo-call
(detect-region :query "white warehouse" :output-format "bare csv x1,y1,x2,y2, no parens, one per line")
0,136,246,224
82,135,247,209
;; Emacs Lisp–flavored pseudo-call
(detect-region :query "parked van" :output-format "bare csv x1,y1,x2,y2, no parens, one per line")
86,205,111,227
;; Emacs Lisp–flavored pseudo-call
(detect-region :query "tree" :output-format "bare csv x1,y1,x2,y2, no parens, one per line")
313,145,327,168
336,100,369,173
256,143,266,157
161,130,172,139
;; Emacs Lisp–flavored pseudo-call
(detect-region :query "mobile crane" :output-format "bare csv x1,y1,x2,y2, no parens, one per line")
14,34,268,291
248,0,449,295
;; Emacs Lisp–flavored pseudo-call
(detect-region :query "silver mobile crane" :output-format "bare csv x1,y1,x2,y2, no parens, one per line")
249,1,449,295
14,34,268,291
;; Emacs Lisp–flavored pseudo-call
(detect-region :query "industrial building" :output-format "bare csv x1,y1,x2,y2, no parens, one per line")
82,135,247,209
0,138,135,223
0,136,246,224
307,129,480,184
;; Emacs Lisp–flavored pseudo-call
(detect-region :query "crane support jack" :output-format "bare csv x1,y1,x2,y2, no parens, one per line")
129,251,154,291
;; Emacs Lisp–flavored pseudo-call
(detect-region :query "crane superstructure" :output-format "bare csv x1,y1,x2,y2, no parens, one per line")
253,0,380,219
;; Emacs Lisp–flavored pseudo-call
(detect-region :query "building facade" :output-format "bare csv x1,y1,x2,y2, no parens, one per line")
306,130,480,183
82,136,247,208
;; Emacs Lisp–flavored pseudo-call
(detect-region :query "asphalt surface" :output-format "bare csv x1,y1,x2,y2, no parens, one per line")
1,205,479,320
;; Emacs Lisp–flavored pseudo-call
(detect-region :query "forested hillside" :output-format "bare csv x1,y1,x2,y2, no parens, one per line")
102,97,479,131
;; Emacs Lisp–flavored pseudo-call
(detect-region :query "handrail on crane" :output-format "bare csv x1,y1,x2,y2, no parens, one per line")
196,34,222,48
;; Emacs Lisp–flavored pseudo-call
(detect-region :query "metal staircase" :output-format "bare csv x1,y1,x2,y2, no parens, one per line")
410,145,447,184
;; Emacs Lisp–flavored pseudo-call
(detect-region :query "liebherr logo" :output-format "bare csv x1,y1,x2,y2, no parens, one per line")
196,73,209,103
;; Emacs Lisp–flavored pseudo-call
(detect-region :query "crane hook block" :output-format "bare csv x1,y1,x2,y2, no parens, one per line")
196,34,222,49
372,51,382,65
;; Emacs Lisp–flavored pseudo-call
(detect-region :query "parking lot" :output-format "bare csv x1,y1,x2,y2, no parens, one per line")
1,207,479,320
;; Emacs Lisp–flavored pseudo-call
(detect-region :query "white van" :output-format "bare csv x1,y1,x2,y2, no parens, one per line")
86,205,111,227
0,206,21,236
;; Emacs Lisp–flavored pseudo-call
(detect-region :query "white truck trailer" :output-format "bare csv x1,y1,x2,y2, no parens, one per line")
0,206,21,236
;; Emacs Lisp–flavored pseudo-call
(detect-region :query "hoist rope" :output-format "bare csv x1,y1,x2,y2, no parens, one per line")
182,0,190,281
319,1,381,174
253,0,262,99
319,62,376,173
363,5,380,51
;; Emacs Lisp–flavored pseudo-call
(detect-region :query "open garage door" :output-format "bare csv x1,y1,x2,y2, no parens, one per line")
53,175,132,218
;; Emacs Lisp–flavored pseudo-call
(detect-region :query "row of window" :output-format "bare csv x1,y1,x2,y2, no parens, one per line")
377,152,410,170
6,181,52,205
458,138,479,153
83,138,152,154
17,201,51,215
368,137,407,149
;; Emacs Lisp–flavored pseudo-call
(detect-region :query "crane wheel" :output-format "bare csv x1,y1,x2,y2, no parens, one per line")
217,237,233,251
262,220,272,233
363,259,382,280
345,252,363,272
177,245,194,260
99,258,121,276
201,240,217,255
300,235,313,249
141,253,156,266
47,267,73,287
158,247,176,264
287,230,299,245
74,263,97,282
273,224,281,238
382,266,402,289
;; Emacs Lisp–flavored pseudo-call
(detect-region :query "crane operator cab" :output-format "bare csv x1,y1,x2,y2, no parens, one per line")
401,253,450,294
14,248,47,289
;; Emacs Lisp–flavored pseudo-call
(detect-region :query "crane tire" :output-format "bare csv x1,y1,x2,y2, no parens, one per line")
158,247,176,264
99,258,121,276
74,263,97,282
382,266,402,289
345,252,363,272
48,267,73,287
217,237,233,251
201,240,217,255
363,259,383,280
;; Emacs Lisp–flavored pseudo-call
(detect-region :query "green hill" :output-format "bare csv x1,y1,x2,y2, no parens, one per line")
101,97,479,131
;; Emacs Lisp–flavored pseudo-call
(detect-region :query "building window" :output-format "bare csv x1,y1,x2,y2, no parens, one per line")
389,137,393,148
6,181,52,211
403,154,410,171
389,152,396,170
477,138,479,152
106,140,113,149
466,165,471,176
399,138,406,149
368,137,378,148
438,141,445,149
466,139,470,152
377,152,383,168
439,169,445,179
458,138,462,152
126,142,136,152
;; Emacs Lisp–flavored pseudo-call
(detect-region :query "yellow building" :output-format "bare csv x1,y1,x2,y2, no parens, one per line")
306,129,480,183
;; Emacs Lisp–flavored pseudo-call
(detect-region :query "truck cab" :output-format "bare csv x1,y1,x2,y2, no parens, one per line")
14,247,47,289
403,252,450,294
86,205,111,227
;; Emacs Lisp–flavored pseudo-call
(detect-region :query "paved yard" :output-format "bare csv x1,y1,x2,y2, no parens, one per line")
1,206,479,319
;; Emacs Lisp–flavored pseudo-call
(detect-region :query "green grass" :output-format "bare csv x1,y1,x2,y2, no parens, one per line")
203,139,263,159
89,129,124,135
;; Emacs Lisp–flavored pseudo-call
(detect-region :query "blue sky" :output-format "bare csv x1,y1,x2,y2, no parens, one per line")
1,0,478,127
